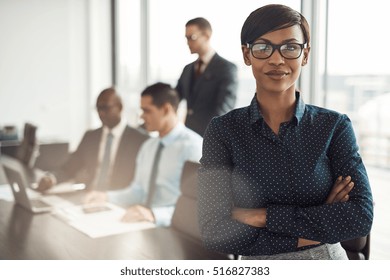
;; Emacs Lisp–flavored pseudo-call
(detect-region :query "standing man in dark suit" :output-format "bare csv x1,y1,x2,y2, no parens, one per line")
36,87,148,192
176,17,238,136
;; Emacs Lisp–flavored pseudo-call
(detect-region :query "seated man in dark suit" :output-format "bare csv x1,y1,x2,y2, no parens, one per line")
176,17,238,136
36,87,148,192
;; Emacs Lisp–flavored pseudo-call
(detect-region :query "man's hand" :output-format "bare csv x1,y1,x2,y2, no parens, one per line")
36,174,56,192
83,190,108,205
326,176,354,204
121,205,155,223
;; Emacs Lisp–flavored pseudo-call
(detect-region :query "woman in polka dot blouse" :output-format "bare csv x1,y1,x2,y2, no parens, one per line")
198,4,374,260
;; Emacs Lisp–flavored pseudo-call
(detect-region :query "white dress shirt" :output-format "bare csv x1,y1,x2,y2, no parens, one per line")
93,118,127,186
99,117,127,163
107,122,203,226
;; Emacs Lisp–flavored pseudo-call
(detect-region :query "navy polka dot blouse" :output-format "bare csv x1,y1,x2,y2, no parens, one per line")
198,92,374,256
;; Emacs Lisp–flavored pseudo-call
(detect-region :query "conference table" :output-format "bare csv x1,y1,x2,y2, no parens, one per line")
0,189,229,260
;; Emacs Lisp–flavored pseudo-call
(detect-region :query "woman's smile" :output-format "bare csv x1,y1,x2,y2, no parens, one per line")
265,70,289,80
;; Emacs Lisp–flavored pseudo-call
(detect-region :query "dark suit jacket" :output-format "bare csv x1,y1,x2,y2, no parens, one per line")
54,125,148,190
176,53,238,136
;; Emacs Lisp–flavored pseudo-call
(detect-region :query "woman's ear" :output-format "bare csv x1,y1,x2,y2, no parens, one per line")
242,45,251,66
302,56,308,66
301,47,310,66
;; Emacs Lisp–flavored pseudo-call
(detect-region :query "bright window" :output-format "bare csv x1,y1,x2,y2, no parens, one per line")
323,0,390,260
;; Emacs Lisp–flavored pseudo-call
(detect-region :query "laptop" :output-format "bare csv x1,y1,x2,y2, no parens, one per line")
1,155,72,213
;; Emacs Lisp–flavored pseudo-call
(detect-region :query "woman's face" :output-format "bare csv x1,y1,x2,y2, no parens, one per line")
242,25,310,95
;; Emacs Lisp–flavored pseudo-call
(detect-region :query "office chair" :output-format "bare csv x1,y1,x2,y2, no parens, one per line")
171,161,201,241
340,234,370,260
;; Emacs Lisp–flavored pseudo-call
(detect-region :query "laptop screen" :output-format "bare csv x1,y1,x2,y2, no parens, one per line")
15,123,39,168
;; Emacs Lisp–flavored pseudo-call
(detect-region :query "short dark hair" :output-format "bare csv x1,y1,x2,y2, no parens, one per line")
240,4,310,47
141,82,180,111
97,87,122,106
186,17,212,33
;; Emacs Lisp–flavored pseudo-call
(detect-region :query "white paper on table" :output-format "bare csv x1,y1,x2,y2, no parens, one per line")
52,202,156,238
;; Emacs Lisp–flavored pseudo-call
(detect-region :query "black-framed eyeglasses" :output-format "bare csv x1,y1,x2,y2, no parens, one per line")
247,42,306,59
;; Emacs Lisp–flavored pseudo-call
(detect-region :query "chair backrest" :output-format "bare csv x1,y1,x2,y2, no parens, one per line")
340,235,370,260
171,161,201,241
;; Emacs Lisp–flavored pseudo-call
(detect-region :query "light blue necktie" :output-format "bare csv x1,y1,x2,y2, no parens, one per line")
96,132,114,190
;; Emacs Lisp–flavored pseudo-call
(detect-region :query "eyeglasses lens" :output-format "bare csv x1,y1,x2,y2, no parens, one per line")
251,43,303,59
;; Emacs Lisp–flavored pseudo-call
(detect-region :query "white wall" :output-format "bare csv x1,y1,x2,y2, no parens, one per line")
0,0,112,150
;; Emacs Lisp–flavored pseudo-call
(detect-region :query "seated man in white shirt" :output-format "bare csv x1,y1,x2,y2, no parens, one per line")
84,82,203,227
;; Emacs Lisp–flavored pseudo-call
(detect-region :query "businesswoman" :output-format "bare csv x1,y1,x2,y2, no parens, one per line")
198,4,373,259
